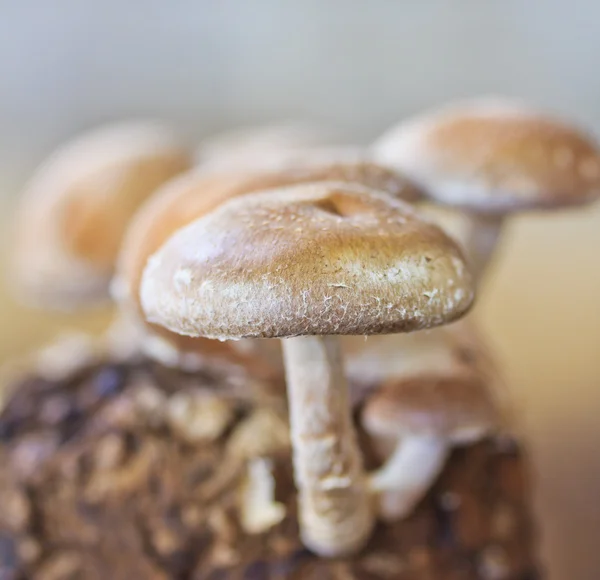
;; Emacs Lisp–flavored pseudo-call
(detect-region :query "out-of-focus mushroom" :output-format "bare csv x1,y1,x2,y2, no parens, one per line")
342,320,502,401
198,407,291,503
239,457,286,535
196,121,340,170
33,332,101,382
11,121,193,309
362,372,499,521
374,98,600,281
344,328,467,392
114,150,421,373
165,390,235,444
140,182,474,556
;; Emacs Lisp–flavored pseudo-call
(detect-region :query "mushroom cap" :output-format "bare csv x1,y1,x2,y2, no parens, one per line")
140,182,474,340
115,169,245,317
196,121,339,169
114,154,421,365
373,98,600,214
117,153,420,314
205,146,423,203
11,121,192,309
361,371,498,443
343,319,495,388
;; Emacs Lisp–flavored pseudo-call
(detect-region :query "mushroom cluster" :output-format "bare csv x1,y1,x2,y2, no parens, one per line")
139,182,474,555
374,99,600,283
6,99,600,569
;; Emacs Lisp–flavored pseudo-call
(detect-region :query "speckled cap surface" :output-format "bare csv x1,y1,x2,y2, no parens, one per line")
116,154,420,318
140,182,474,340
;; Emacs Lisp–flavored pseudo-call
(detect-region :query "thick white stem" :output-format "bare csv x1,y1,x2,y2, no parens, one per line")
369,436,449,521
465,214,504,284
282,335,374,557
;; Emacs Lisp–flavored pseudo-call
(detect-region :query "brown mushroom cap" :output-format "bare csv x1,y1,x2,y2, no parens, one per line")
12,121,192,308
374,99,600,214
115,169,246,314
115,154,421,360
222,146,423,203
117,152,421,310
140,182,474,340
362,372,498,442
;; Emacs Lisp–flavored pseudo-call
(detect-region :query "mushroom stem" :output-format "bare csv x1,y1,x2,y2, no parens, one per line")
369,435,449,521
282,335,374,557
465,213,504,283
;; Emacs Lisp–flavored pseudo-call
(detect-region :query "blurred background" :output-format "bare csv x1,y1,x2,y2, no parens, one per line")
1,2,600,579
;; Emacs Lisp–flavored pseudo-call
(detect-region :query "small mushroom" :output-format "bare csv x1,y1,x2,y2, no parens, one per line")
342,319,508,413
166,391,235,444
34,332,100,381
374,98,600,282
362,372,499,520
239,457,286,534
226,408,291,460
11,121,192,309
114,151,421,373
198,407,290,502
140,182,474,556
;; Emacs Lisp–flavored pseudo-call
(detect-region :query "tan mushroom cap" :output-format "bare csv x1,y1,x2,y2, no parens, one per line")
140,182,474,341
115,155,421,355
197,121,339,169
362,372,499,442
197,145,423,204
12,121,193,308
374,99,600,214
217,146,423,203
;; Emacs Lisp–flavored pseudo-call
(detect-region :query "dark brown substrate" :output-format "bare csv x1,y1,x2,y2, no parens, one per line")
0,356,542,580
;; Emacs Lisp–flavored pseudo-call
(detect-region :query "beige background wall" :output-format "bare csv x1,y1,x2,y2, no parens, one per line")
2,2,600,579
